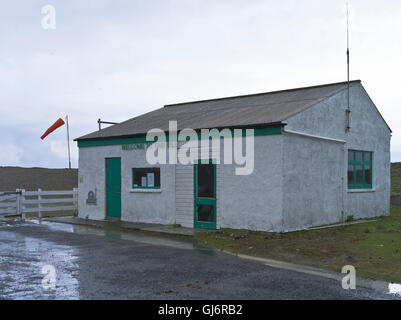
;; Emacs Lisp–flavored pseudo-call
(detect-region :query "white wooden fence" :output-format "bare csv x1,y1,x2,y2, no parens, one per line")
0,188,78,220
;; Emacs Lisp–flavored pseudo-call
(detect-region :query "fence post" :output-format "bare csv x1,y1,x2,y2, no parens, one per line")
38,188,42,219
16,189,20,218
21,189,26,221
73,187,78,216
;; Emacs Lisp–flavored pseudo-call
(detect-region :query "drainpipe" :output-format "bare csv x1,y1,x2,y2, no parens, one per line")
341,146,346,223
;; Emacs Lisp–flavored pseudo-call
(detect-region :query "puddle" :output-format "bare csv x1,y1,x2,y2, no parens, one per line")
0,231,80,299
1,220,214,299
29,219,213,252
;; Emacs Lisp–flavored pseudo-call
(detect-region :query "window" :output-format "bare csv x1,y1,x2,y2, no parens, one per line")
132,168,160,189
348,150,372,189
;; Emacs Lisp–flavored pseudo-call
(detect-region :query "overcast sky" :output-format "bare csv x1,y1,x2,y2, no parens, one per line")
1,0,400,168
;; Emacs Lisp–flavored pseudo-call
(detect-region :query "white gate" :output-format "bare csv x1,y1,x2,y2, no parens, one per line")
0,188,78,220
0,191,20,217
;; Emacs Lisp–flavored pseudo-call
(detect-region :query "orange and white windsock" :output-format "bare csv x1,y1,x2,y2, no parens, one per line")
40,118,65,140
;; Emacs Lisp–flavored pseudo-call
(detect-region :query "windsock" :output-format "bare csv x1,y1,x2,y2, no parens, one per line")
40,118,65,140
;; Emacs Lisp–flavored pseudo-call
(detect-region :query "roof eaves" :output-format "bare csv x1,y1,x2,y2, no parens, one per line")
74,122,286,142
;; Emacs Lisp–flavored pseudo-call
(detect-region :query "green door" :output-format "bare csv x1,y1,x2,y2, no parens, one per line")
194,160,216,229
105,158,121,219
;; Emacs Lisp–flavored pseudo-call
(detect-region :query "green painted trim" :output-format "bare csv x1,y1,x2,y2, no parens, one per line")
194,160,217,230
253,126,282,136
79,136,149,148
132,167,161,189
347,150,373,189
77,125,283,148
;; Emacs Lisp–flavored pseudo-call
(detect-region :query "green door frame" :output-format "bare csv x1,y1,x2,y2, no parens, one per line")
105,157,121,219
194,160,217,229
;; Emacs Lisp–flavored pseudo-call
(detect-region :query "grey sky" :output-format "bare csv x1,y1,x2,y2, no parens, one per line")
1,0,400,168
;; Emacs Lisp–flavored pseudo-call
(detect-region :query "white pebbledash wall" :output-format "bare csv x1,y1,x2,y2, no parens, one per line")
283,83,391,231
172,135,283,231
78,145,176,225
78,83,390,232
218,135,283,231
78,135,284,231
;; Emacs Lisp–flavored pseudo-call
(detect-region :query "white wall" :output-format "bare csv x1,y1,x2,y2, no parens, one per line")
345,86,391,219
121,149,176,225
78,145,176,224
218,135,284,232
285,83,391,222
78,144,120,220
282,133,344,231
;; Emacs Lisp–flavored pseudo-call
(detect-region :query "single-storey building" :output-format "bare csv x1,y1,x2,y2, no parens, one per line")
75,80,391,232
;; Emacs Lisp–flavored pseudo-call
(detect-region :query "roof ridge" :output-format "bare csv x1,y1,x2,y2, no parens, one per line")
164,80,361,108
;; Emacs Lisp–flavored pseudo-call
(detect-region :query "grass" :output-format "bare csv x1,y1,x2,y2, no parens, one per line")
392,162,401,196
345,215,355,223
192,207,401,283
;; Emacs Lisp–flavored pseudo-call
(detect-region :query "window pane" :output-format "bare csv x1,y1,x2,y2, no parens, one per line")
197,164,215,198
348,165,354,185
355,152,363,161
197,205,214,222
133,168,160,188
364,152,371,162
348,151,354,161
133,168,148,187
146,168,160,187
154,169,160,187
356,165,363,184
365,165,371,185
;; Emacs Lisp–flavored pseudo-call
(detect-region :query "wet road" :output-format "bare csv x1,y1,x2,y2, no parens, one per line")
0,219,397,300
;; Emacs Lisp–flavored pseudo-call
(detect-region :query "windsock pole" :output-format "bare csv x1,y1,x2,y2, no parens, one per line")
66,115,71,169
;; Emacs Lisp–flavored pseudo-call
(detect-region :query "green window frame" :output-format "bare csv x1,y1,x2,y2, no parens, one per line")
132,167,161,189
347,150,373,189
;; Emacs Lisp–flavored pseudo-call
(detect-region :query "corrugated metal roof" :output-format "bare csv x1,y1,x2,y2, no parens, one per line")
76,80,361,141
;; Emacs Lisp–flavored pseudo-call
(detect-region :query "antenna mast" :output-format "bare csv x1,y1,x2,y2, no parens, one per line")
346,1,351,131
